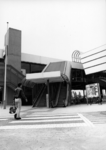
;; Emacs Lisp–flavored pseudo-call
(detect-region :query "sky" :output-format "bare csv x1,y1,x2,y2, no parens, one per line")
0,0,106,61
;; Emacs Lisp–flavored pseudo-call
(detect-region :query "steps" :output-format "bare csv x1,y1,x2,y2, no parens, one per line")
0,63,25,89
36,86,47,107
33,84,45,107
57,83,67,107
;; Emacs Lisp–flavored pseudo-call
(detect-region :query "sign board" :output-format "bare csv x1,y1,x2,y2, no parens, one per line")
86,83,100,98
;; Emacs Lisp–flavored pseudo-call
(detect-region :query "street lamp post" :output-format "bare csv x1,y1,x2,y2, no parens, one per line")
3,22,9,109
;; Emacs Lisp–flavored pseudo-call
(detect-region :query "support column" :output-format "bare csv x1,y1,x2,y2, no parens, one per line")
47,79,50,108
32,88,33,107
69,83,71,106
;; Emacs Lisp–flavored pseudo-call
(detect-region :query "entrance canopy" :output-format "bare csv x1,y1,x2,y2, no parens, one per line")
26,71,65,84
23,61,71,88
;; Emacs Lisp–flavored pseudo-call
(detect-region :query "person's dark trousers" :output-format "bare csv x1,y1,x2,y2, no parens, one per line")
98,97,102,104
99,98,102,104
88,98,90,104
89,98,93,105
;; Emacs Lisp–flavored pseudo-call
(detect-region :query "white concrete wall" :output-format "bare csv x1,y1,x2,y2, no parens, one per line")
80,45,106,75
0,49,4,58
0,50,62,64
85,63,106,74
80,45,106,59
65,61,72,81
26,71,63,83
71,62,83,70
21,53,62,65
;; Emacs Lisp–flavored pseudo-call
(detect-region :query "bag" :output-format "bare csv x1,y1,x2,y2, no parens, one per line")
9,106,17,114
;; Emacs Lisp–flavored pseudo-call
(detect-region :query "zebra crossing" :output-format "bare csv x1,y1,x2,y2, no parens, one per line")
0,112,95,130
82,111,106,125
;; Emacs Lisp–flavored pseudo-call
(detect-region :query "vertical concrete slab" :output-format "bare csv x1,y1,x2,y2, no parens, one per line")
7,28,21,71
6,86,14,105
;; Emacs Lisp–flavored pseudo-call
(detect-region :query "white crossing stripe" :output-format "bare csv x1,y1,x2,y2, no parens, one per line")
10,118,82,123
78,113,95,127
0,113,94,130
26,113,77,117
0,119,8,120
82,112,106,125
23,115,79,119
0,123,87,130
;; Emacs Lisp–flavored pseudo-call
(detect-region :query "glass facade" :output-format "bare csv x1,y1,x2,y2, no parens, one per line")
0,58,4,63
71,69,85,82
21,62,30,73
21,62,46,73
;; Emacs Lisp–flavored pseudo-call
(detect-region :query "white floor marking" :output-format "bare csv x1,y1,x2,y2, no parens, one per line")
0,119,8,120
0,123,87,130
23,115,79,119
10,118,82,123
78,114,95,127
0,113,94,130
26,114,77,117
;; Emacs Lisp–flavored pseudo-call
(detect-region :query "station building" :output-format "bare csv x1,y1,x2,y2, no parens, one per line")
0,28,106,107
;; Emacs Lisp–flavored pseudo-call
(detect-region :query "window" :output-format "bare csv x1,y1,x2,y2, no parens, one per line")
21,62,30,73
21,62,46,73
0,58,4,63
31,63,46,73
72,69,85,82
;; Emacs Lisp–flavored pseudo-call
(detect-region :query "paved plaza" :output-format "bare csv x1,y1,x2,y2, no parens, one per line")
0,103,106,150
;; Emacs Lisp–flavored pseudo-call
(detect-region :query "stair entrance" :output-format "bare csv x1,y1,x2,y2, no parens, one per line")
32,82,67,108
56,82,67,107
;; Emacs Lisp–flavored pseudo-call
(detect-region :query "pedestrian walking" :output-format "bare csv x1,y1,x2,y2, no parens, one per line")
85,96,88,105
14,83,27,120
99,94,103,105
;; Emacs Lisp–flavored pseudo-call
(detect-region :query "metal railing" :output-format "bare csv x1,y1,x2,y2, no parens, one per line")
0,63,25,89
33,84,45,107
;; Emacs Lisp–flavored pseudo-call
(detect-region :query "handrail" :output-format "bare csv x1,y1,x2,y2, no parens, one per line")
0,63,25,89
61,73,69,83
33,85,44,103
36,85,46,107
63,61,67,74
6,81,16,90
64,83,69,107
22,79,35,88
0,63,25,78
33,84,45,107
7,65,25,77
53,83,61,107
42,62,51,72
0,81,15,90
